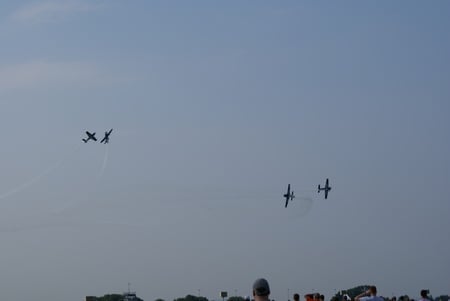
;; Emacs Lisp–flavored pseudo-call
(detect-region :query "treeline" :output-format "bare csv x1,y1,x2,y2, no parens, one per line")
174,295,209,301
86,294,144,301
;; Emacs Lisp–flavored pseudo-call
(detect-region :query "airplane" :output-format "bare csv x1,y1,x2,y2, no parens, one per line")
82,131,97,143
283,184,295,208
318,178,331,199
100,129,113,144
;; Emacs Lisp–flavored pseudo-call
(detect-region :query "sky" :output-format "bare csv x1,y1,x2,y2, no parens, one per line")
0,1,449,301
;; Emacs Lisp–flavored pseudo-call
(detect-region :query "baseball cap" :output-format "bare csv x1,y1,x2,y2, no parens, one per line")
253,278,270,296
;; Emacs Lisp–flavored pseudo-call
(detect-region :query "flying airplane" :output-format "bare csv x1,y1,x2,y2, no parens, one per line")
283,184,295,208
100,129,113,144
318,178,331,199
82,131,97,143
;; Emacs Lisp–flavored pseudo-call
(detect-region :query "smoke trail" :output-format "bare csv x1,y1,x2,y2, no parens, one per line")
98,144,109,178
45,143,109,223
274,194,314,220
0,144,82,200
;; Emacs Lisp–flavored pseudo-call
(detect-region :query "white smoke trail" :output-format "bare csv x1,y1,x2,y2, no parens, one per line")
98,143,109,178
0,144,82,200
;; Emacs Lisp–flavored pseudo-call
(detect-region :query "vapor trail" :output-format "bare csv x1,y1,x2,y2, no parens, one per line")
0,144,81,200
98,143,109,178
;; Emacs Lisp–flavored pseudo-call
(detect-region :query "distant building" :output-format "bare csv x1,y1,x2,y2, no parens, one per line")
123,291,141,301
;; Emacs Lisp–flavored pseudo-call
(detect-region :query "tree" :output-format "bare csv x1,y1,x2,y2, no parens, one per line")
175,294,209,301
228,297,245,301
96,294,124,301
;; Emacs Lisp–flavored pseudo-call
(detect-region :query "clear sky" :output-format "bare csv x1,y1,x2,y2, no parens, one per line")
0,1,449,301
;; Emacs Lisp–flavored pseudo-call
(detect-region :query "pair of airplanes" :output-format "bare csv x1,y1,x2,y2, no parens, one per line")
83,129,113,144
283,178,331,208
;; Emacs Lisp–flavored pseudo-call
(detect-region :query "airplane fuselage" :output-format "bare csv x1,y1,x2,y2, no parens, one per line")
83,131,97,143
318,179,331,199
100,129,113,144
283,184,295,207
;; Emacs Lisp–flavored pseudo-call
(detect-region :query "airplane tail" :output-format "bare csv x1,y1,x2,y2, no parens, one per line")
318,185,321,193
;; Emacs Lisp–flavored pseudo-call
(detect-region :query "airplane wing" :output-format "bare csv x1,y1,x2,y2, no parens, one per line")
283,184,291,207
100,137,106,143
86,131,97,140
108,129,113,135
325,190,328,199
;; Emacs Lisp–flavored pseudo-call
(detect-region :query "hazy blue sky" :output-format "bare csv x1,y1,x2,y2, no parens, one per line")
0,1,449,301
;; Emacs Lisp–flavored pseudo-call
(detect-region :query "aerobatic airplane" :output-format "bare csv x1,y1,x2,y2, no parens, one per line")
82,131,97,143
283,184,295,208
318,178,331,199
100,129,113,144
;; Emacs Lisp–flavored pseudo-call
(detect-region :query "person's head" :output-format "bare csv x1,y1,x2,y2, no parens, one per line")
294,294,300,301
420,290,429,298
320,295,325,301
369,286,377,296
253,278,270,299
